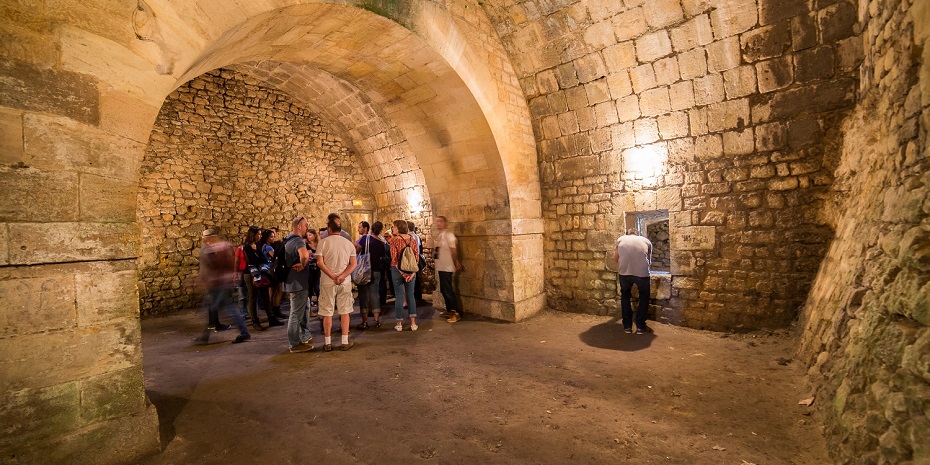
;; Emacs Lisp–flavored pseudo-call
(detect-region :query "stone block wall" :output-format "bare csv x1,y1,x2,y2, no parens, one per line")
797,0,929,462
482,0,862,329
138,69,375,315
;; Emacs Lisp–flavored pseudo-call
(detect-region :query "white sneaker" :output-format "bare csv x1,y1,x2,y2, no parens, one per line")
394,323,403,332
410,324,418,331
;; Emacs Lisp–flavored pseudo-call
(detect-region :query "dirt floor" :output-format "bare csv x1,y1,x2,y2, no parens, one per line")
139,299,830,465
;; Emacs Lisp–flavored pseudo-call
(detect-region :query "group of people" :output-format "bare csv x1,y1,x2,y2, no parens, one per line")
197,212,464,352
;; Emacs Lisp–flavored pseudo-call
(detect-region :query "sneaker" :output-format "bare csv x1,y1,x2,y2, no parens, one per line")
214,324,231,331
395,323,403,332
323,344,333,352
624,328,633,334
341,341,355,351
410,324,418,331
301,335,313,345
447,313,460,323
373,320,381,328
289,343,314,353
439,311,452,318
635,327,653,335
232,334,251,344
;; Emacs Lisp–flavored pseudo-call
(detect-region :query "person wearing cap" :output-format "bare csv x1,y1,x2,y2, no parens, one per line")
195,228,250,344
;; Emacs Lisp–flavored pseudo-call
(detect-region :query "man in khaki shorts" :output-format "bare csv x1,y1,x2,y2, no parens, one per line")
316,213,358,352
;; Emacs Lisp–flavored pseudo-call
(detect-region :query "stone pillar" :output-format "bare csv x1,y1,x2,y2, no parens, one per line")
0,59,161,463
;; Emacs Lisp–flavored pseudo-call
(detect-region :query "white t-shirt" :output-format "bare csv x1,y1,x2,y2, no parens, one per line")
435,230,458,272
317,234,356,286
615,235,652,277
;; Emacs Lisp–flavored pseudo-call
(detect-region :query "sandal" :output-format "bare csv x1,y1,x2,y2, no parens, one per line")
373,320,381,328
355,322,369,330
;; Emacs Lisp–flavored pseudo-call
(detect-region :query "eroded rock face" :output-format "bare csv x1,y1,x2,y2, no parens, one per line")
797,0,930,462
138,69,374,315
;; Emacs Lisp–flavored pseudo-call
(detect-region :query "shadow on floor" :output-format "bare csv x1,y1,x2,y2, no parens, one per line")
146,391,189,449
578,317,656,351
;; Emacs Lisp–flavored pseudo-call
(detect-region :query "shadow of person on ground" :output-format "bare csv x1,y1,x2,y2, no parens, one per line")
145,392,189,449
578,317,656,351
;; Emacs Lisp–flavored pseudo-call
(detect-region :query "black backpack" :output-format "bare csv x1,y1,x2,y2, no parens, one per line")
272,236,301,283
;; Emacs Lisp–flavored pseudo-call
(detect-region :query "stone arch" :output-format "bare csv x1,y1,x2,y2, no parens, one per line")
0,1,542,462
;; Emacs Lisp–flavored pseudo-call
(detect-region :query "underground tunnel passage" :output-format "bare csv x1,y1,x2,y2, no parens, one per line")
0,0,928,464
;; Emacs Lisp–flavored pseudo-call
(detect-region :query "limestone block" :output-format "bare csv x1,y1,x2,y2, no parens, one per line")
536,69,560,94
706,37,742,72
767,177,799,190
0,274,77,336
658,112,690,139
723,128,755,155
689,107,708,135
695,134,723,159
0,382,81,446
23,113,144,182
672,226,716,250
584,20,618,51
0,60,100,125
741,21,792,63
706,98,750,132
541,115,561,139
575,53,608,83
555,62,580,88
3,160,77,223
80,174,138,223
710,0,759,39
693,74,725,106
723,65,757,98
603,41,638,74
630,64,657,93
556,155,600,179
759,0,808,26
558,111,580,135
611,122,636,149
639,87,671,117
75,270,138,327
657,187,683,211
8,222,139,265
0,321,141,393
794,46,835,82
634,118,660,145
678,48,708,80
756,56,794,92
606,72,633,99
594,101,619,127
836,36,864,71
616,95,641,122
79,367,146,423
0,108,23,165
548,91,569,113
566,85,590,110
635,31,673,63
59,26,175,108
791,14,817,52
682,0,714,16
612,8,649,41
671,15,714,52
667,137,695,163
98,88,161,145
585,78,611,104
669,81,696,111
819,1,857,42
0,21,59,68
653,57,680,86
643,0,684,29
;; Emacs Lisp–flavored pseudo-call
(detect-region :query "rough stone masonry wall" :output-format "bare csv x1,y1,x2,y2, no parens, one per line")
482,0,862,329
797,0,930,462
139,69,373,316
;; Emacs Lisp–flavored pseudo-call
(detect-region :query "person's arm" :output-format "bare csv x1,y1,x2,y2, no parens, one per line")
317,253,337,282
334,255,357,285
292,245,310,271
449,246,462,271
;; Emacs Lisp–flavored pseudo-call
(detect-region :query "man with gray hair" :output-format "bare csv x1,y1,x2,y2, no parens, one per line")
613,228,653,334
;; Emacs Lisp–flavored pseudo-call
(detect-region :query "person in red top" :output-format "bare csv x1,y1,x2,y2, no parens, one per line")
195,228,250,345
387,219,419,332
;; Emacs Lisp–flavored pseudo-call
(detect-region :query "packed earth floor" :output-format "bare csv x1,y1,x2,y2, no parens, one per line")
140,300,830,465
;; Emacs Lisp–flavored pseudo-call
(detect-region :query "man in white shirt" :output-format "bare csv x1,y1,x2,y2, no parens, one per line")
613,229,653,334
434,216,463,322
317,213,358,351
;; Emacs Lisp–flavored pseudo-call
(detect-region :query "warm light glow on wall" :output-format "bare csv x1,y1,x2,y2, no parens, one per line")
407,189,423,214
622,144,668,181
352,199,363,207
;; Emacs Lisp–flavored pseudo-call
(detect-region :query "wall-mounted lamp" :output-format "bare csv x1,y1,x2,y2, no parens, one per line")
352,199,363,207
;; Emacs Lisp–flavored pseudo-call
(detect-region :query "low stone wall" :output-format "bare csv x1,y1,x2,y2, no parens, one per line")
138,69,374,316
797,0,930,462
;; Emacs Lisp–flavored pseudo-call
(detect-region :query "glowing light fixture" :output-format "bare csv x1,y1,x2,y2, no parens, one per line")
352,199,363,207
408,189,423,214
622,144,668,180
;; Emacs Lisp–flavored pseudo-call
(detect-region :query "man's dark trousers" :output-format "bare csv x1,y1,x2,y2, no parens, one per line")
618,275,650,330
